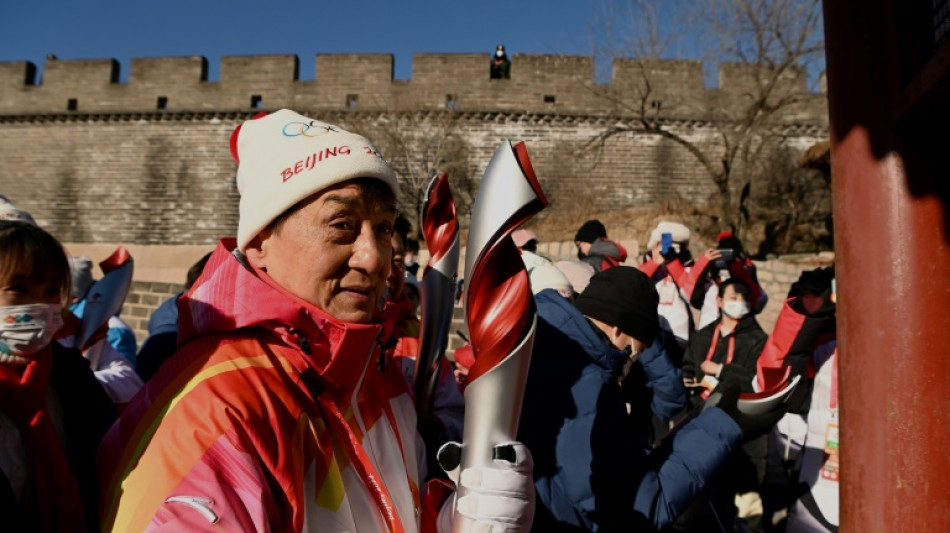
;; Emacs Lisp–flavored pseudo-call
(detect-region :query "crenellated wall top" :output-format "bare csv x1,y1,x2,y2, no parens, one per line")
0,53,827,121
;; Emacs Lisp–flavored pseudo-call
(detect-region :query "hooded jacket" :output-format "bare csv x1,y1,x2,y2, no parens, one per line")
518,290,742,531
98,239,423,532
580,238,627,273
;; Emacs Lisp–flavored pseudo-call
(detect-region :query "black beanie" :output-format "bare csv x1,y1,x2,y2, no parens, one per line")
574,266,659,345
717,235,745,257
574,219,607,243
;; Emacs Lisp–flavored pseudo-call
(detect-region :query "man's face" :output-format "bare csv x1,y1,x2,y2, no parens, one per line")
246,181,395,323
387,232,406,301
576,241,592,256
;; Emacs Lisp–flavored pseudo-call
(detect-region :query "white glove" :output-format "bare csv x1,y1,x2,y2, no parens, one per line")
437,441,535,533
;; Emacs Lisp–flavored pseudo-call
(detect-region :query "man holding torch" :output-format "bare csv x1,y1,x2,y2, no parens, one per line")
99,110,534,532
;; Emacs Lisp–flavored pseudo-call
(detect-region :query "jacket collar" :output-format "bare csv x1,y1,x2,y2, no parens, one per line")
179,239,386,394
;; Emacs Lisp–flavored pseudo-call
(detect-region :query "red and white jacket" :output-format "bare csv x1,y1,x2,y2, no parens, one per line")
99,239,439,532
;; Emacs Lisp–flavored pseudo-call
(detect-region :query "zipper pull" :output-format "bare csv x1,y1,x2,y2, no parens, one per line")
164,496,219,524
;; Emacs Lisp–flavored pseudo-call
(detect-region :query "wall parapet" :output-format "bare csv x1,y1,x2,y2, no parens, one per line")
0,53,827,123
0,107,829,137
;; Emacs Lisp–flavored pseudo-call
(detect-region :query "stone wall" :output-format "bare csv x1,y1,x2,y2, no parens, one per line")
0,54,826,119
1,110,825,246
121,280,183,340
1,53,827,249
119,245,834,360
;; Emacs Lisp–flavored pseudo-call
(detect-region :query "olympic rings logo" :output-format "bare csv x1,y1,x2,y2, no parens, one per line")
282,121,340,138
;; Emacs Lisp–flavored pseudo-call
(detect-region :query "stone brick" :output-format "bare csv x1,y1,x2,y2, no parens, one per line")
149,282,173,294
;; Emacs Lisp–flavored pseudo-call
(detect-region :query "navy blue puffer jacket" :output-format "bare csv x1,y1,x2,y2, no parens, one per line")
518,289,743,531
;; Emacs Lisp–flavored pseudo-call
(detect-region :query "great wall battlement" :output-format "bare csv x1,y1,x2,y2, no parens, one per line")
0,53,826,120
0,52,830,317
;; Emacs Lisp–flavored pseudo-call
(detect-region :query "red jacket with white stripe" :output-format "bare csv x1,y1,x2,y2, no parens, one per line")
99,239,430,532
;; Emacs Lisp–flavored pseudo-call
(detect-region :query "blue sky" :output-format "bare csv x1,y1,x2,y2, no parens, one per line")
1,1,825,89
1,0,604,82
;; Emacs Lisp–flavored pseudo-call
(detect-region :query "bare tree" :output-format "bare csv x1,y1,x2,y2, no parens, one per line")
344,111,476,238
585,0,825,239
753,143,833,253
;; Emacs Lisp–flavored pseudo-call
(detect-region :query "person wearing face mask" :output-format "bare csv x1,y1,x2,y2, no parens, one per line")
517,267,764,531
682,278,766,393
0,220,117,533
690,232,769,331
490,44,511,79
680,278,770,532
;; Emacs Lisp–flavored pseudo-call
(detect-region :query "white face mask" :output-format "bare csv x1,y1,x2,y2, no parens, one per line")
722,300,750,320
0,303,63,364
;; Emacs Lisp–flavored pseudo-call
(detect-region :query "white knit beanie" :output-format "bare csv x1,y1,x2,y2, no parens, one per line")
0,194,37,225
529,263,573,297
232,109,399,251
647,221,691,248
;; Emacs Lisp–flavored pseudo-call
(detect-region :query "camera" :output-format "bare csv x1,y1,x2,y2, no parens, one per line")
714,248,735,270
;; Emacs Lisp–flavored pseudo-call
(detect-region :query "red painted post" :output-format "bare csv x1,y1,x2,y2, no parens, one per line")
823,1,950,531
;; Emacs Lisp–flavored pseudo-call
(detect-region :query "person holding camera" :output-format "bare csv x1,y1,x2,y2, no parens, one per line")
693,232,769,330
637,221,702,366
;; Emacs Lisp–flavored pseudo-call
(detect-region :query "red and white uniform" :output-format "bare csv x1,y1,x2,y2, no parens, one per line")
99,240,431,532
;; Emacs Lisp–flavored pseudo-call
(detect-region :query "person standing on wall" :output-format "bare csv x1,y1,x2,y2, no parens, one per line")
490,44,511,79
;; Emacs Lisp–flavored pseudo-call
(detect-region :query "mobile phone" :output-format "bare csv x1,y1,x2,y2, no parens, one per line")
661,232,674,255
716,248,734,263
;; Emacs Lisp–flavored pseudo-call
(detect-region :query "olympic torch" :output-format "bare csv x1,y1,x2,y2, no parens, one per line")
413,173,460,417
79,246,134,370
453,140,547,524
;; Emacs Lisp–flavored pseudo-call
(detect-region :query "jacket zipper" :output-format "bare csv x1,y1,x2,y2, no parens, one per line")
164,496,219,524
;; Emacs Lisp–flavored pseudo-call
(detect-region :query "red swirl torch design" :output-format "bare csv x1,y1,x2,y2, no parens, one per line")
452,140,548,524
414,173,461,415
421,174,458,273
465,142,546,381
465,248,533,382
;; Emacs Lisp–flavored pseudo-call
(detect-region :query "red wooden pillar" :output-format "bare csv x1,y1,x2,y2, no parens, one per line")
823,0,950,531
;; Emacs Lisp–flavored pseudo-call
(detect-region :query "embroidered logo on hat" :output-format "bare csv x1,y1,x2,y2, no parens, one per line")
282,121,340,137
232,109,400,251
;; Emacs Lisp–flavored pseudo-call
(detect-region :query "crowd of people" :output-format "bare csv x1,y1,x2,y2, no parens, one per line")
0,108,838,532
